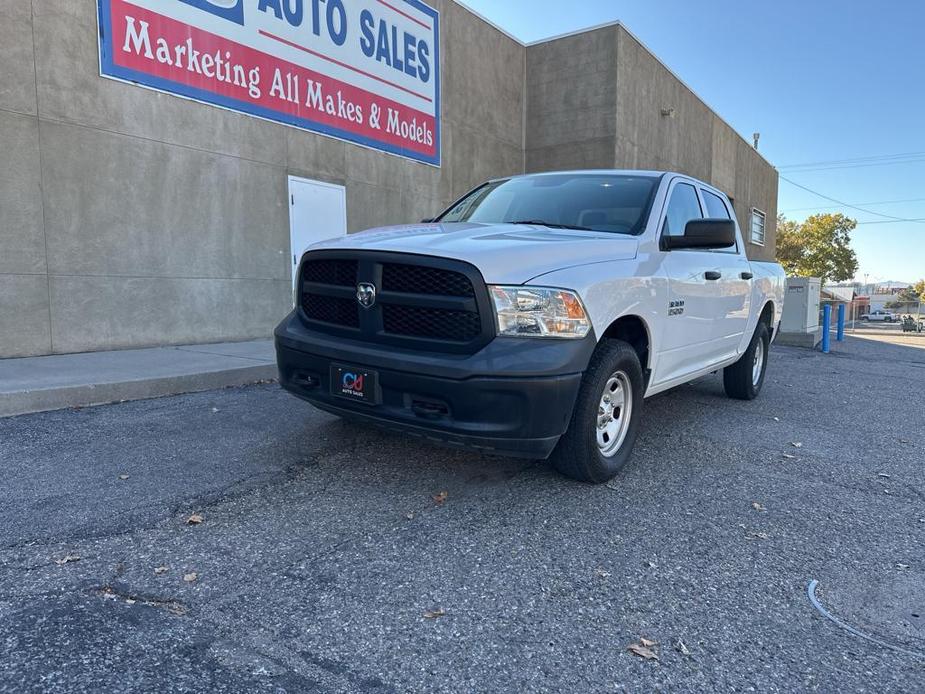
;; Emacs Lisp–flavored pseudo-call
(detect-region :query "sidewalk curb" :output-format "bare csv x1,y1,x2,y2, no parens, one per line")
0,364,278,418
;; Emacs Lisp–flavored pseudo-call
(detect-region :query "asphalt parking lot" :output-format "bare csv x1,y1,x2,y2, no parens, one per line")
1,335,923,692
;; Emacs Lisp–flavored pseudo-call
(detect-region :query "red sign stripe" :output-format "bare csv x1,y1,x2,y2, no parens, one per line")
259,29,433,104
376,0,433,31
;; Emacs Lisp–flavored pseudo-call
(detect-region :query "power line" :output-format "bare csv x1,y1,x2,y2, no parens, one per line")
855,218,925,225
778,158,925,174
778,150,925,169
780,196,925,214
779,176,925,224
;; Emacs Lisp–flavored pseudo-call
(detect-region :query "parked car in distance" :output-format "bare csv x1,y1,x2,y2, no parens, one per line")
276,171,786,483
861,309,896,322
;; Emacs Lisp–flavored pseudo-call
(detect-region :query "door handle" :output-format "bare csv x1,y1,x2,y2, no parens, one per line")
704,271,722,281
740,271,754,280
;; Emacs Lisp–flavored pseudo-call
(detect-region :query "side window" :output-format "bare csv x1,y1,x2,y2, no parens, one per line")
663,183,702,236
702,190,731,219
701,189,737,252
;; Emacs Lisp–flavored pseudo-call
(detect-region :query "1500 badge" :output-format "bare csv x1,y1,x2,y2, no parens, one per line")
668,300,685,316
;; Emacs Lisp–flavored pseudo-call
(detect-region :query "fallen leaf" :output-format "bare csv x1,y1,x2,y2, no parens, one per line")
675,639,691,656
897,563,910,570
746,531,769,540
125,599,136,605
791,442,803,448
211,408,220,413
183,572,198,583
54,554,81,566
118,474,130,480
405,512,415,520
640,637,658,648
186,514,204,525
432,491,448,505
877,473,891,479
628,643,659,661
645,561,658,569
751,502,767,512
782,453,797,459
773,417,780,422
595,568,612,578
424,608,446,619
154,566,168,575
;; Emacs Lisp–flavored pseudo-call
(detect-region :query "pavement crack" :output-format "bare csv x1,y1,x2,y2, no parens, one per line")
93,584,188,616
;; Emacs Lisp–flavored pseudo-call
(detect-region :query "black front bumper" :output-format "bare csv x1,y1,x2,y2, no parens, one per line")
275,311,594,458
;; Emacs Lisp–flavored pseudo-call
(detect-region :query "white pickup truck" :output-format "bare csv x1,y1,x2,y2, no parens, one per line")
276,171,785,483
861,309,896,322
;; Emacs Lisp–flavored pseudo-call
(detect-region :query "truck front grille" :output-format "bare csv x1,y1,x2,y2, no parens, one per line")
381,263,475,297
301,293,360,328
298,251,493,354
382,305,482,342
303,258,357,287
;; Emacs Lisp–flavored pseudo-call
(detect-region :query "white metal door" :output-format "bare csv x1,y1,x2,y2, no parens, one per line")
288,176,347,291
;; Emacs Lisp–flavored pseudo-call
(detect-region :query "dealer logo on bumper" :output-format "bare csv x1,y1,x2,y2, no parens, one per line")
357,283,377,309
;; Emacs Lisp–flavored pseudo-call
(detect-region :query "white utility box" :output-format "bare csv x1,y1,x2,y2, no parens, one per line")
777,277,822,347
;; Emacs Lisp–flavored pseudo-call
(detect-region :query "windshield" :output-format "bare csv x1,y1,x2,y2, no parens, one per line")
436,174,659,234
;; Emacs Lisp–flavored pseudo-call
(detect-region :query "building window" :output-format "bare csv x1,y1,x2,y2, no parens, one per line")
750,208,766,246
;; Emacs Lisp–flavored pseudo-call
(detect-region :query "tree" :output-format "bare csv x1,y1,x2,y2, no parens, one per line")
887,284,923,308
895,287,920,302
775,213,859,283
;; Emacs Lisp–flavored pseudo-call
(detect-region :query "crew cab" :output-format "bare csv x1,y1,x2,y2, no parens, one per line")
275,171,785,483
861,309,896,322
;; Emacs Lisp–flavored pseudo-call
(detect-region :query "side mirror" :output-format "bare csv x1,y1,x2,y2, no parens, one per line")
663,219,736,250
421,217,435,223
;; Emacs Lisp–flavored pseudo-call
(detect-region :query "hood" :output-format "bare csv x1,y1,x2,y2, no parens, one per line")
307,222,639,284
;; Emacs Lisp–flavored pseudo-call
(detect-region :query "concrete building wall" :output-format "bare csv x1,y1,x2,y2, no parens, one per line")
614,26,778,261
0,2,776,358
525,24,779,263
0,0,525,358
525,25,619,172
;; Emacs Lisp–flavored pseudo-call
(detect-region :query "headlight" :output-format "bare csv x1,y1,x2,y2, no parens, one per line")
490,286,591,338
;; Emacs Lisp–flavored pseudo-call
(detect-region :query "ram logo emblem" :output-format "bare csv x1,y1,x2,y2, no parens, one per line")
356,283,377,309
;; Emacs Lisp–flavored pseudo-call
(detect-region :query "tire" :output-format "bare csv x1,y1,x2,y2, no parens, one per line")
549,339,644,484
723,322,770,400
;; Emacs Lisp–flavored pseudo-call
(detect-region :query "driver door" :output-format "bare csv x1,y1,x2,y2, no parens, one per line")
654,180,728,385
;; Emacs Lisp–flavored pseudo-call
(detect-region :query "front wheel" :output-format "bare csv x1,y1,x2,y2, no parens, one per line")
549,340,644,483
723,322,770,400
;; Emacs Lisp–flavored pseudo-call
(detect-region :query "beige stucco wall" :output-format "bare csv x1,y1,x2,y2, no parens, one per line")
525,25,779,262
0,2,776,358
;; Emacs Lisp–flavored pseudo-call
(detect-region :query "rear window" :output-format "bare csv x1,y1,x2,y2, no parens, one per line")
702,190,731,219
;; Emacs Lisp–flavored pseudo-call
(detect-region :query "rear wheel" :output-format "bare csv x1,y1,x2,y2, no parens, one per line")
550,340,644,483
723,322,770,400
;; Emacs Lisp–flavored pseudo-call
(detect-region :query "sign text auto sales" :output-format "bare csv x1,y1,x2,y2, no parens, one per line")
98,0,441,165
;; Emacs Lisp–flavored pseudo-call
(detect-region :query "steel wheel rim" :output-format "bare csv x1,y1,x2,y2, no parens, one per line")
596,371,632,457
752,338,765,386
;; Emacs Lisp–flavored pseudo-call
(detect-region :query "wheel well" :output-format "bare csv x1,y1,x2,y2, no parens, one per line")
602,315,651,379
759,302,775,329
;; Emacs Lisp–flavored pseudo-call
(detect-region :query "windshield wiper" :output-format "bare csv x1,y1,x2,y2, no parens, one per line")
511,220,592,231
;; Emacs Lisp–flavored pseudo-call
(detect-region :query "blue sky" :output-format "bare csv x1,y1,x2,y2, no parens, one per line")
457,0,925,285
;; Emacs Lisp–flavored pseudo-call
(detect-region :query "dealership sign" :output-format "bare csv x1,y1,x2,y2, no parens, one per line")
98,0,441,165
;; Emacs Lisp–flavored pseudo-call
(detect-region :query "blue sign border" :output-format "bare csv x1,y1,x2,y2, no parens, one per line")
97,0,441,167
